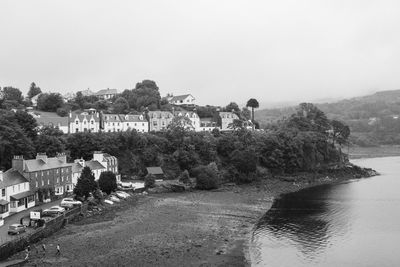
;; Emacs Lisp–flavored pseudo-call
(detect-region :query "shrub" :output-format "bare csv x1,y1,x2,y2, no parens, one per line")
56,107,68,117
178,169,190,184
145,174,156,188
195,163,220,190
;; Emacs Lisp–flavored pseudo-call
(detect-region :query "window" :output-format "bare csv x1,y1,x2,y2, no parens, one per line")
0,203,9,213
127,123,130,126
57,178,59,183
76,128,79,133
84,121,87,125
18,184,20,191
13,186,15,192
91,121,94,125
42,180,44,186
142,123,144,126
47,180,49,185
1,189,5,197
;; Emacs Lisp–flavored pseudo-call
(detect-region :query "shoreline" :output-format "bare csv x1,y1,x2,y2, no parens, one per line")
6,166,377,266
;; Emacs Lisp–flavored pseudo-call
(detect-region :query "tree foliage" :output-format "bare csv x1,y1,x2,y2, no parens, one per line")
98,171,117,194
74,167,98,199
27,82,42,99
37,93,64,112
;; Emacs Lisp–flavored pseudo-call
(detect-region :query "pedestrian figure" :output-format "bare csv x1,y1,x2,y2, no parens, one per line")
56,244,60,256
42,244,46,256
24,248,29,260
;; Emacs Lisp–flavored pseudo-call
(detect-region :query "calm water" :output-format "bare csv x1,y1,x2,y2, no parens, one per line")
250,157,400,267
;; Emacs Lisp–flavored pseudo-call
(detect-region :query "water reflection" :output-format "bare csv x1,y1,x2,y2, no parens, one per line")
251,157,400,267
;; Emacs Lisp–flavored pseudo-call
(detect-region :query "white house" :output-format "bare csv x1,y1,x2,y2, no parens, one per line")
0,170,35,218
173,110,200,131
72,159,107,184
93,152,121,182
148,111,174,131
95,89,118,100
69,112,101,133
169,94,195,106
120,114,148,133
219,112,240,131
102,114,123,132
30,93,41,107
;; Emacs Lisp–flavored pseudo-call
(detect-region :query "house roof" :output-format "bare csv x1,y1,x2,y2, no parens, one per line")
170,94,194,102
36,117,69,127
148,111,173,119
173,111,198,118
0,199,9,205
0,169,29,188
103,114,121,122
146,167,164,175
120,114,147,122
95,89,118,96
86,160,106,170
72,160,105,173
24,158,72,172
71,113,100,122
10,190,34,200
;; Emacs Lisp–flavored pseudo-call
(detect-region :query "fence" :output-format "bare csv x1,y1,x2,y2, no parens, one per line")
0,204,88,261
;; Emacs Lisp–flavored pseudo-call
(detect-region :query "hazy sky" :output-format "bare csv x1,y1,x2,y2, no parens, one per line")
1,0,400,107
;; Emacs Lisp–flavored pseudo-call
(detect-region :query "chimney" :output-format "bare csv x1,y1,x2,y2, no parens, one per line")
36,153,48,164
0,170,3,182
56,152,67,163
12,156,24,172
93,151,104,163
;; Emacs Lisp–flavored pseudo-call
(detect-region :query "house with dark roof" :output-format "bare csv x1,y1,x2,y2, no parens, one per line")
199,117,219,132
146,167,164,179
0,169,35,218
72,158,107,185
95,88,118,100
12,153,73,202
168,94,195,106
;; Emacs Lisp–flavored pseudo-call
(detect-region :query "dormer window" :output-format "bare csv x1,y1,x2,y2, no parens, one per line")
75,120,79,124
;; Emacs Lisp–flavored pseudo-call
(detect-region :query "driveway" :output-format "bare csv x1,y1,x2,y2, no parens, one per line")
0,199,62,244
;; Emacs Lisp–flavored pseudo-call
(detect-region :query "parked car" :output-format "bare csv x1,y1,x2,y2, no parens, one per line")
104,199,114,205
61,198,83,208
8,224,26,235
115,191,129,199
108,195,120,202
43,206,66,216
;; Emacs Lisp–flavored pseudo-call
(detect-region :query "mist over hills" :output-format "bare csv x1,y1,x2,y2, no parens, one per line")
255,89,400,146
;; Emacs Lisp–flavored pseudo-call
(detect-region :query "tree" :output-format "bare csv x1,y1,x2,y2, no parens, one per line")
121,80,161,111
98,171,117,194
1,87,23,103
34,135,65,157
246,98,259,124
27,82,42,99
225,102,240,112
330,120,350,146
13,111,38,140
37,93,64,112
73,167,98,199
0,111,35,170
112,97,129,114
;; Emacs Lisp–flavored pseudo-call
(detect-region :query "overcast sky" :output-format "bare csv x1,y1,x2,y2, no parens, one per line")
1,0,399,107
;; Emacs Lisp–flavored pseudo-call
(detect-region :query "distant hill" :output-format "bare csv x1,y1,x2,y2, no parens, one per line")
255,90,400,146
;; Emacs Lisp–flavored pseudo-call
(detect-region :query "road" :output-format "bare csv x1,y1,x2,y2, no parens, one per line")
0,199,62,244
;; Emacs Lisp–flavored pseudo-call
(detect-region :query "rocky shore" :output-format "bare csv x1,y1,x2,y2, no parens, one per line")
8,165,377,266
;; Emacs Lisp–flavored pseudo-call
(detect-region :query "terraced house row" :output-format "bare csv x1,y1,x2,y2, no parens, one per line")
35,110,241,134
0,152,120,221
